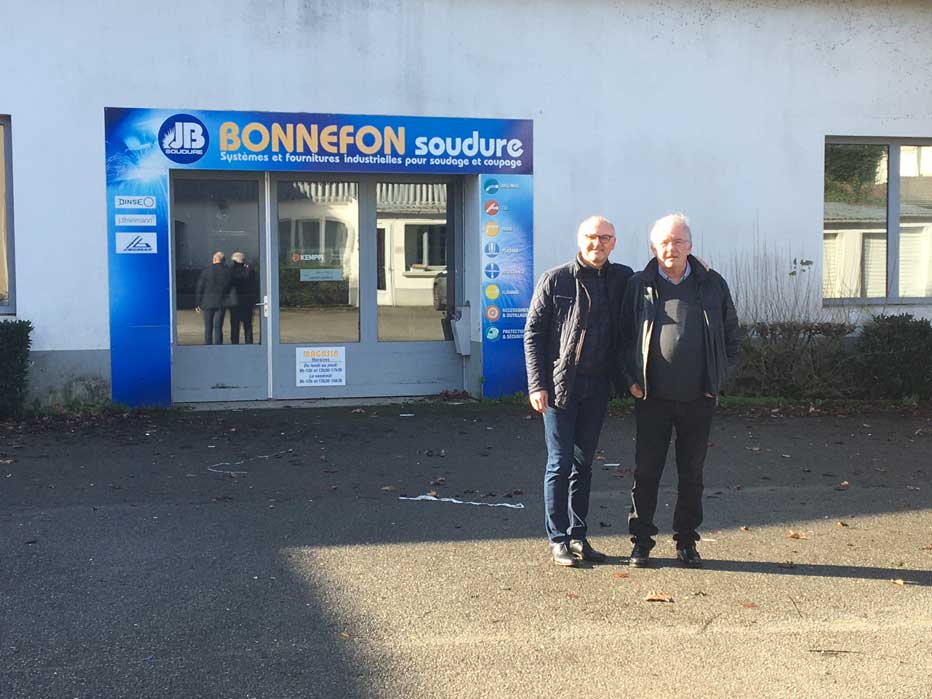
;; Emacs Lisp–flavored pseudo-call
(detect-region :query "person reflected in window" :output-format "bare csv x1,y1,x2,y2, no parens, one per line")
229,251,258,344
195,251,232,345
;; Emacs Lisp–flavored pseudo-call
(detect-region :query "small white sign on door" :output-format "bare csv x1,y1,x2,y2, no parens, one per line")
296,347,346,386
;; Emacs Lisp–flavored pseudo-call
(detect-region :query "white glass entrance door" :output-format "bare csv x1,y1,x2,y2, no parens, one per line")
268,175,463,399
170,174,269,402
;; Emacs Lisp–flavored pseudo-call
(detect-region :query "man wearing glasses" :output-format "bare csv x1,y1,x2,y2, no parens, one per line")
621,213,739,568
525,216,634,566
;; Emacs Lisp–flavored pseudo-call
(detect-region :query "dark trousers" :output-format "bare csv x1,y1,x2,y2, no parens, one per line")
542,375,610,544
629,395,716,547
230,306,254,344
202,308,225,345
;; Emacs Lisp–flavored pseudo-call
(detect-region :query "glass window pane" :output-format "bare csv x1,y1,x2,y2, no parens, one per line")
898,145,932,298
823,144,888,299
277,181,359,343
0,123,8,305
376,183,450,342
173,179,262,345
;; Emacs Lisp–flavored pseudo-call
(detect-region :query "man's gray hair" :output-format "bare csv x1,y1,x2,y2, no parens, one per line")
648,213,692,250
578,215,615,236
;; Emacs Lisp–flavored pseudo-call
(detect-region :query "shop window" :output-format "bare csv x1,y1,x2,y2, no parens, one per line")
404,224,446,270
824,140,932,301
0,116,13,313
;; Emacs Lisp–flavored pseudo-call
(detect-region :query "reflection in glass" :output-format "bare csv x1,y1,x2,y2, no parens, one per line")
173,179,262,345
376,183,450,341
898,145,932,298
0,124,8,305
277,181,359,343
823,144,888,298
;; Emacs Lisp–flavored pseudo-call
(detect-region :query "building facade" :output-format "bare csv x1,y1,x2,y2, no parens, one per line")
1,1,930,405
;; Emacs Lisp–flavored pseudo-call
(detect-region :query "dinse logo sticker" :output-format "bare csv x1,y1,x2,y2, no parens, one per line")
159,114,209,164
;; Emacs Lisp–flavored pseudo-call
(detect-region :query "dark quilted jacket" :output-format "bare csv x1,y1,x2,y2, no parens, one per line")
524,259,634,408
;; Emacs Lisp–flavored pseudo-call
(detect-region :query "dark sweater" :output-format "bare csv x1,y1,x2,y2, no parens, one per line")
576,261,611,376
646,273,705,401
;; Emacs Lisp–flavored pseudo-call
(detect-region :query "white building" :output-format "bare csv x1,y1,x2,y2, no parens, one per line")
1,1,930,405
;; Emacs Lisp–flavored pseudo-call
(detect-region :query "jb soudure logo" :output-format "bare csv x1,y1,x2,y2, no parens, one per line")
159,114,209,164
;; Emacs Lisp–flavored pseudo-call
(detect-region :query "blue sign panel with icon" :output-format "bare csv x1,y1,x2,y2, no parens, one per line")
480,174,534,399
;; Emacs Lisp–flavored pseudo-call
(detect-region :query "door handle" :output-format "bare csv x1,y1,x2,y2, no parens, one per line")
256,295,269,318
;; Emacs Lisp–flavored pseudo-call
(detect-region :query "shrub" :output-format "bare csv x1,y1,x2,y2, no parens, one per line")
853,314,932,400
726,321,855,399
0,320,33,418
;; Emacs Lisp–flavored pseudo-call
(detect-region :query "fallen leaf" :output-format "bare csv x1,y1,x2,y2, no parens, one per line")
612,572,630,579
566,593,578,599
599,521,612,528
351,408,366,414
511,488,523,496
645,591,674,603
920,544,932,551
781,454,791,459
430,478,446,486
835,481,849,491
740,526,750,532
740,602,759,609
787,531,809,540
837,521,849,527
891,579,906,586
380,485,399,492
339,631,353,639
746,446,761,452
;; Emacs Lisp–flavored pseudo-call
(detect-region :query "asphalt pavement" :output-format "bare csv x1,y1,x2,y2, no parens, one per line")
1,401,931,699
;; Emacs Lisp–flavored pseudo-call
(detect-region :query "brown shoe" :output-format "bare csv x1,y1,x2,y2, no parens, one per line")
568,539,606,562
551,542,576,567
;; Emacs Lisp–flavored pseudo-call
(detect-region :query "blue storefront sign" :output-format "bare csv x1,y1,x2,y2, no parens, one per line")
104,107,533,406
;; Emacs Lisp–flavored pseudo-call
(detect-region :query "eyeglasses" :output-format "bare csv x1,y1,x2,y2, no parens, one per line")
656,238,690,248
583,234,615,244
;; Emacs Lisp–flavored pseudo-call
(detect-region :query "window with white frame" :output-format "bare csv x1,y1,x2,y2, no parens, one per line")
404,223,446,271
824,140,932,301
0,116,13,312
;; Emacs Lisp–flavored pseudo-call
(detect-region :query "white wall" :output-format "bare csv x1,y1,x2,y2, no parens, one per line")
2,0,932,349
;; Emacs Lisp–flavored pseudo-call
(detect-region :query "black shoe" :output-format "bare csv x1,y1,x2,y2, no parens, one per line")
551,542,576,567
676,544,703,567
629,543,651,567
568,539,606,563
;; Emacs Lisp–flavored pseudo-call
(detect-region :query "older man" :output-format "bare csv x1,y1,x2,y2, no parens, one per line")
621,213,738,567
525,216,634,566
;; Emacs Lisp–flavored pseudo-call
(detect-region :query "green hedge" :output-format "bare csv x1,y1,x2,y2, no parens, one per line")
0,320,33,418
725,315,932,401
854,314,932,400
726,321,855,399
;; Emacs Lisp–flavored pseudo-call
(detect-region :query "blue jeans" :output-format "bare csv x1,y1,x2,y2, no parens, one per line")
542,375,610,544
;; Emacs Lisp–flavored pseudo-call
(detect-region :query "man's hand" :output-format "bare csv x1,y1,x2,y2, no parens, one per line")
529,390,549,413
629,384,644,399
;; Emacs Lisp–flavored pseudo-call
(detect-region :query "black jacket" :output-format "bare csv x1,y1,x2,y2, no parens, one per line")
620,255,739,398
195,263,233,310
230,262,259,307
524,258,634,408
